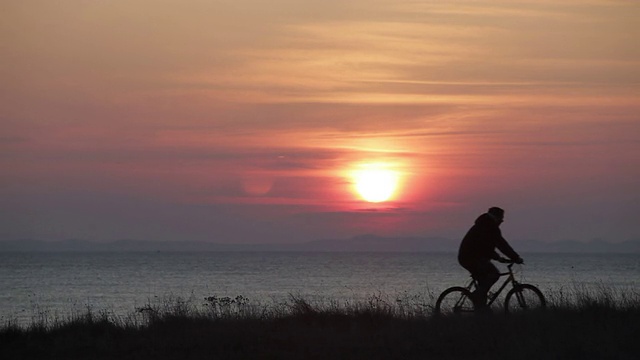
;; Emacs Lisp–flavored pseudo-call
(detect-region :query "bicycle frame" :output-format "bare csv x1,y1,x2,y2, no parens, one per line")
462,263,519,307
435,261,545,315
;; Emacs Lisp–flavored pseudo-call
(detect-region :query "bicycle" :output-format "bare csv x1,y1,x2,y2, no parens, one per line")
435,258,546,315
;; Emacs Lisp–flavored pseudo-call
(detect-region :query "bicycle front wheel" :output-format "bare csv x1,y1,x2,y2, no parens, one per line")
435,287,475,316
504,284,546,313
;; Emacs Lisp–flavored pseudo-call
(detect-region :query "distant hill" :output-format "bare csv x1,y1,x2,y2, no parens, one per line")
0,236,639,253
511,238,640,253
0,239,262,252
0,235,454,253
290,234,456,252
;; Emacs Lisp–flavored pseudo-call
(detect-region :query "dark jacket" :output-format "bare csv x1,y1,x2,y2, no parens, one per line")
458,213,519,265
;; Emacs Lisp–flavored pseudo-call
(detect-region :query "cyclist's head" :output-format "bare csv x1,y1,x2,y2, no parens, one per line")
488,207,505,222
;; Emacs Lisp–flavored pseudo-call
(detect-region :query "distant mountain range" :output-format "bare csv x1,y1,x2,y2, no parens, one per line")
1,235,639,253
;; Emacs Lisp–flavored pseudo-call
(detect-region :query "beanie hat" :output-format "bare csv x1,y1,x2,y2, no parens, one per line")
488,207,505,219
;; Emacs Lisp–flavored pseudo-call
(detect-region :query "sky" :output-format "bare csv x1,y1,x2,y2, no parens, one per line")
1,0,639,245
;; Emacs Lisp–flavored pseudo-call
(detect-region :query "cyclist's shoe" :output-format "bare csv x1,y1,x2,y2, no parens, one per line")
470,291,488,310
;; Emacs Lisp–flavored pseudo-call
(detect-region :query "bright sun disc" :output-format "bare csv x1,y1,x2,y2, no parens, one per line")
353,166,399,203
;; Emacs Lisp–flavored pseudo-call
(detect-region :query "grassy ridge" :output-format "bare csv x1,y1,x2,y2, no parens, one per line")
2,289,639,360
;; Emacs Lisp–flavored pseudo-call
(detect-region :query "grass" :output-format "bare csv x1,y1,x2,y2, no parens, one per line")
2,287,639,360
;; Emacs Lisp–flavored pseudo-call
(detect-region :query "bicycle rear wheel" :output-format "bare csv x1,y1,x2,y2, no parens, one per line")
435,287,475,316
504,284,545,313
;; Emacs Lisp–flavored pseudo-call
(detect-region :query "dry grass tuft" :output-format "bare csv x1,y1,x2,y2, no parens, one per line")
2,287,639,359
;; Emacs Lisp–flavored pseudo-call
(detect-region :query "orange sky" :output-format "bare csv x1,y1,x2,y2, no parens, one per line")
2,0,639,244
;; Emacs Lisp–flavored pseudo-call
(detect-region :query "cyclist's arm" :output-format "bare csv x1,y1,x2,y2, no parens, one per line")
495,236,522,263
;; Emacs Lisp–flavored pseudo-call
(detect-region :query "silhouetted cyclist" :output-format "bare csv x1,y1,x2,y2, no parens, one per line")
458,207,523,309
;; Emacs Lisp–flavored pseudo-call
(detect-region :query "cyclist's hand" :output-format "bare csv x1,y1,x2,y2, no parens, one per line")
514,257,524,264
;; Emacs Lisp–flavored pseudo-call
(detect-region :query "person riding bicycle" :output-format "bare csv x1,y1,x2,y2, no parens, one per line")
458,207,523,309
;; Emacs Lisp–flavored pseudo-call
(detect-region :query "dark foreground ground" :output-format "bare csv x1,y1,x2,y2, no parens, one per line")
2,294,639,360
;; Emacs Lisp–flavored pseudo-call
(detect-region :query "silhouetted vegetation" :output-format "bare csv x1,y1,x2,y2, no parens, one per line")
2,288,639,359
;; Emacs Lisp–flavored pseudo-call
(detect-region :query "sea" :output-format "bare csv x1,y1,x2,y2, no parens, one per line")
1,252,639,325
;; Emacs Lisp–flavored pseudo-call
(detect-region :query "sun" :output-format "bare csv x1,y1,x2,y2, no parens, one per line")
353,165,400,203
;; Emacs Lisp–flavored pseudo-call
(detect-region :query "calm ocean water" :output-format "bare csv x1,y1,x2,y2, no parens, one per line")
1,252,639,324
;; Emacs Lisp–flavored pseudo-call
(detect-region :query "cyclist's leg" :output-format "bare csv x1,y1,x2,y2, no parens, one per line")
460,259,482,307
469,261,499,308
